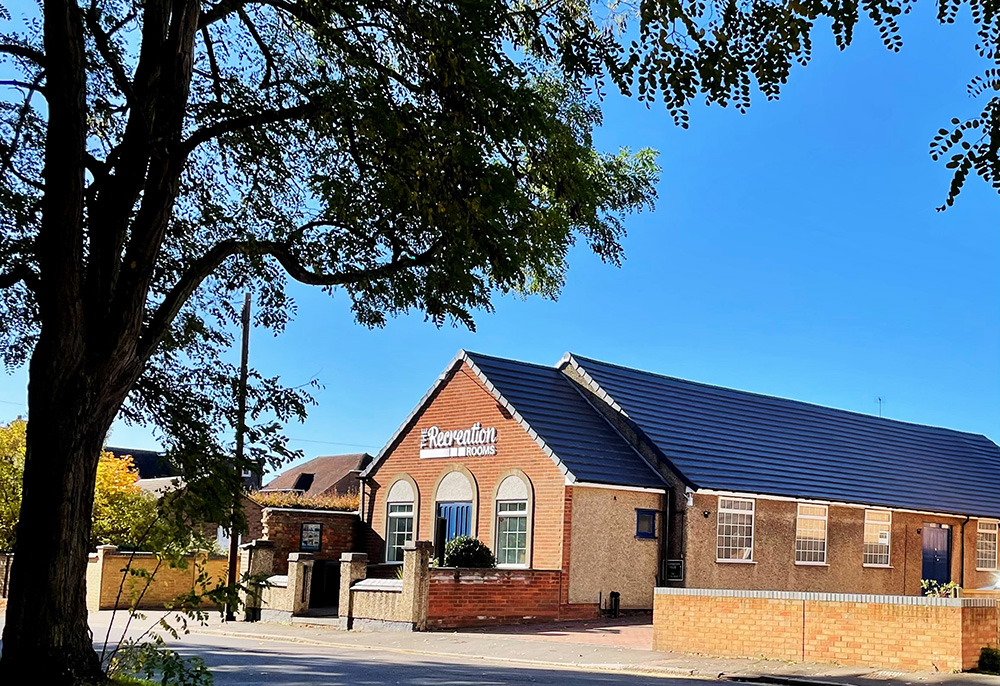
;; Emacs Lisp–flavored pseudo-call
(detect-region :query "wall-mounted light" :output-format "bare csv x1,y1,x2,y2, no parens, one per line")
703,510,711,518
685,488,694,507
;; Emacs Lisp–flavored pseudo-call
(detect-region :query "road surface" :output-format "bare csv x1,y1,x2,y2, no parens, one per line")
170,631,698,685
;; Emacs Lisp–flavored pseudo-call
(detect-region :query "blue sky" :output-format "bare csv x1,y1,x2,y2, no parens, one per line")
0,5,997,472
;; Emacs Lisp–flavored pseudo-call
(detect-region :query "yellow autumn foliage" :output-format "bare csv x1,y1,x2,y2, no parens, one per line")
0,419,26,550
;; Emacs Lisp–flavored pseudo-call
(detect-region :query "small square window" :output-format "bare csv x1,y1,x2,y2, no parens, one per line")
636,509,657,539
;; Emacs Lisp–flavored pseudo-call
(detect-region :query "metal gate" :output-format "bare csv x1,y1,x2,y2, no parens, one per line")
308,560,341,609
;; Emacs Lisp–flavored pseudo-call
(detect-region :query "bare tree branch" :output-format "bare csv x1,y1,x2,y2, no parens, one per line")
139,237,443,361
0,80,46,93
180,102,318,153
0,74,45,178
84,6,135,105
0,263,40,292
237,7,276,88
200,26,225,103
0,43,45,65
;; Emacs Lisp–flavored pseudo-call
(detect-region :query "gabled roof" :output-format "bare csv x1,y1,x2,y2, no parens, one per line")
567,354,1000,518
362,351,668,490
263,453,371,497
465,352,667,489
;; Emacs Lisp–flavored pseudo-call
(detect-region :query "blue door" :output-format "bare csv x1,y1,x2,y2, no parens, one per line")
436,502,472,542
922,524,951,587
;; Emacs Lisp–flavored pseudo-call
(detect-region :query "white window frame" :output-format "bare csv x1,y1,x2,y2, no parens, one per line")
977,520,998,571
863,509,892,568
794,503,829,565
495,500,529,568
716,497,755,563
386,502,414,563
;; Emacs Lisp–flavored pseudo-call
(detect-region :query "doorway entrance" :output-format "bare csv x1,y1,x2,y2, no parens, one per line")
922,523,952,588
436,501,472,542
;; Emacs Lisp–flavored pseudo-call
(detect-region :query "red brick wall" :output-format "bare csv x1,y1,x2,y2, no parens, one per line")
262,508,356,574
654,589,998,672
366,363,568,568
427,568,563,628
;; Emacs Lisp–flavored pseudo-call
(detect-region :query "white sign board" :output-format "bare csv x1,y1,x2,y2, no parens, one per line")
420,422,498,458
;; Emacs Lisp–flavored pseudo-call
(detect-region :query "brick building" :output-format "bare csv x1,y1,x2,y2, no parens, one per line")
359,351,1000,614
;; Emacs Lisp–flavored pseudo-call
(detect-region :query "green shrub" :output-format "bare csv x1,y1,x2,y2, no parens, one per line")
444,536,495,568
980,646,1000,674
921,579,960,597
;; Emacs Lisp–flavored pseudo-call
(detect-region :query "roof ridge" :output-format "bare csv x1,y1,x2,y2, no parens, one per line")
463,350,561,372
569,353,991,442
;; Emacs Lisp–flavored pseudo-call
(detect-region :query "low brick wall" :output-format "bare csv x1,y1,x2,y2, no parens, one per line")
427,568,565,629
261,508,356,574
654,588,999,672
86,546,228,612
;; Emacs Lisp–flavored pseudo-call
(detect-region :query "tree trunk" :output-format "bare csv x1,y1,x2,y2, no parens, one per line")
0,334,124,684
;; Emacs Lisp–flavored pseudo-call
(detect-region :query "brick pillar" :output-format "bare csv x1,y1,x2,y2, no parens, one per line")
401,540,432,631
287,552,314,615
338,552,368,630
94,545,118,610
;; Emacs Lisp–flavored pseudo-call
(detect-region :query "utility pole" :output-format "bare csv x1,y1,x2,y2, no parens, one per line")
226,293,252,622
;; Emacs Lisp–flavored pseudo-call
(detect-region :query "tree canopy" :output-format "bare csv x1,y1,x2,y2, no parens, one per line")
0,0,663,475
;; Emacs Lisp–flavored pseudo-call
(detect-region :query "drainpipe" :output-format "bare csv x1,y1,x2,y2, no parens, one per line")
658,491,669,585
960,516,970,589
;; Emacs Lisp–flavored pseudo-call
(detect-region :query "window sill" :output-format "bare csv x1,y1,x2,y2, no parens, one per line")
795,562,830,567
863,564,893,569
635,535,658,541
976,567,998,572
497,563,529,570
716,559,756,564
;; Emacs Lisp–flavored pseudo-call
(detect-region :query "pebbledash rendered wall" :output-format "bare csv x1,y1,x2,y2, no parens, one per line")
653,588,999,672
677,493,999,595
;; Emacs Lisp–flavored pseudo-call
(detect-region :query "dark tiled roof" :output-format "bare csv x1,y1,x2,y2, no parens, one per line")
571,354,1000,518
465,352,667,489
263,453,372,497
106,447,175,479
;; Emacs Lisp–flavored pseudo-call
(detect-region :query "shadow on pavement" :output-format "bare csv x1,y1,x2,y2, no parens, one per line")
173,640,685,686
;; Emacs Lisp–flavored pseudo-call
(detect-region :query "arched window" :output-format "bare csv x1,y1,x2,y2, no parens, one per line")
494,473,532,568
386,477,417,563
434,469,476,544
